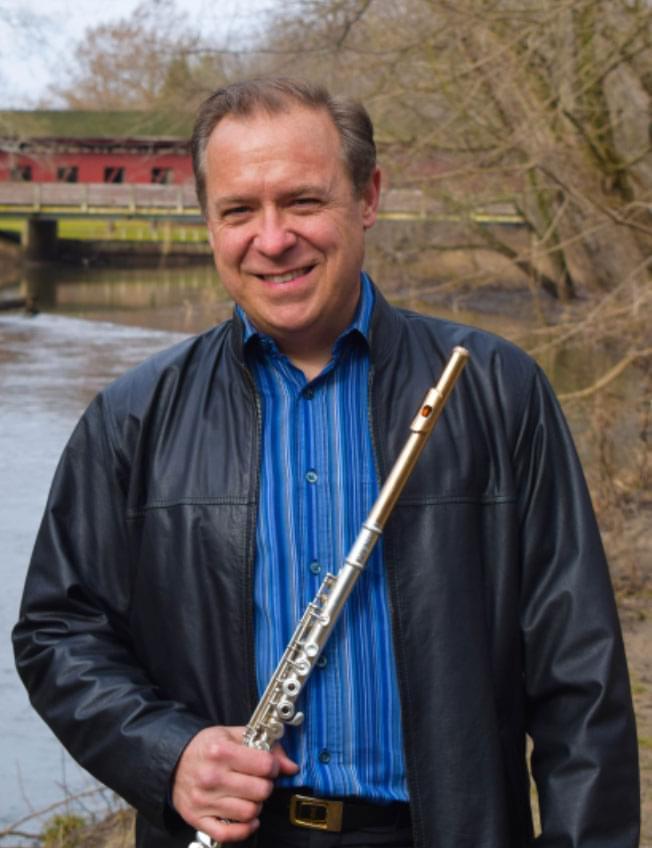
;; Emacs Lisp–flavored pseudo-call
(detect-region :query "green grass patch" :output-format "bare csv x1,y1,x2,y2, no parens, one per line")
0,218,24,236
42,814,86,848
0,217,209,243
630,672,647,696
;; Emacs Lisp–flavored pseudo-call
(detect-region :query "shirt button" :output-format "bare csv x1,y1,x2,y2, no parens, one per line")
309,561,321,575
318,749,331,764
305,470,318,484
317,655,328,669
304,389,314,400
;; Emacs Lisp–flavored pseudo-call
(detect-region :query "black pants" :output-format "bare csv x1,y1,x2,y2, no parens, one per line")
257,809,413,847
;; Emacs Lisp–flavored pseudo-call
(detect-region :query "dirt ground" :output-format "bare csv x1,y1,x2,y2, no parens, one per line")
4,269,648,844
620,595,652,846
52,588,652,848
594,456,651,845
598,486,652,844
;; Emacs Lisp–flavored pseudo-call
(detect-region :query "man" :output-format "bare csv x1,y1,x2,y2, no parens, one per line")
13,78,639,848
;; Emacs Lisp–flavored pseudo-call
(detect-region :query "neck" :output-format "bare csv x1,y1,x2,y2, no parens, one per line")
272,314,356,382
279,337,332,381
287,353,329,381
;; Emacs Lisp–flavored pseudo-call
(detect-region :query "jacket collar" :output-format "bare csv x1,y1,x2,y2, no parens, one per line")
227,274,402,369
367,280,402,372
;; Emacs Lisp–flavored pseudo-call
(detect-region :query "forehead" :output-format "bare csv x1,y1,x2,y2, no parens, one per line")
204,105,346,177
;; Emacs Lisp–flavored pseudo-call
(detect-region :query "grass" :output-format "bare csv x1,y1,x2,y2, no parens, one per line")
0,218,209,244
41,814,86,848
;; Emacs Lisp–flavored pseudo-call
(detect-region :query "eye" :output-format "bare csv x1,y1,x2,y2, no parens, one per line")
292,196,322,210
223,205,251,218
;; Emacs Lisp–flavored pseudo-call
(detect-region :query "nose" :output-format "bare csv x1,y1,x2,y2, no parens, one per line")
253,208,297,256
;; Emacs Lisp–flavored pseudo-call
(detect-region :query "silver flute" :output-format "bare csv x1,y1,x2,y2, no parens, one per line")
190,346,469,848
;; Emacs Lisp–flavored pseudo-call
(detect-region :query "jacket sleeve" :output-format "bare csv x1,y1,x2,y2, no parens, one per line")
513,365,639,846
12,393,211,831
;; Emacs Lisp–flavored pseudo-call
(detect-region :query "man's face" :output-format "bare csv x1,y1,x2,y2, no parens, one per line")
203,105,380,359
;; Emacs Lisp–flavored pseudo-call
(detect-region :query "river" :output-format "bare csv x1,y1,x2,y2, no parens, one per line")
0,261,633,833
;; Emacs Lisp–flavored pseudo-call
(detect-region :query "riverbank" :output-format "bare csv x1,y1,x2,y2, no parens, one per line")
0,221,212,270
0,232,212,269
56,238,212,267
0,269,648,845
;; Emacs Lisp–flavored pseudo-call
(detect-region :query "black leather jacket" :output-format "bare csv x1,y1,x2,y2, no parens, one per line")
14,286,639,847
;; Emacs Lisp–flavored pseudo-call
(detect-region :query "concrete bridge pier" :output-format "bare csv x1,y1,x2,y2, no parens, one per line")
25,218,58,262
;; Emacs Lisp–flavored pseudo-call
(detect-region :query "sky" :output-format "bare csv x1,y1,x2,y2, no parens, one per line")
0,0,281,109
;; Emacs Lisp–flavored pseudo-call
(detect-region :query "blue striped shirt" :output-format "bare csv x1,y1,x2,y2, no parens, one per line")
240,273,408,802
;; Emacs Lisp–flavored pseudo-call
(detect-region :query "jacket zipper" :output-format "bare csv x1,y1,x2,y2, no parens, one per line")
239,355,264,716
367,354,423,848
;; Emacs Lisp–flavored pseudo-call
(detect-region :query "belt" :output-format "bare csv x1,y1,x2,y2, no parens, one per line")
264,788,411,833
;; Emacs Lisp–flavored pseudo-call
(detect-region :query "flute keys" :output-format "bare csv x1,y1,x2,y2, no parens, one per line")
277,697,294,719
288,711,304,726
304,642,319,657
283,675,301,696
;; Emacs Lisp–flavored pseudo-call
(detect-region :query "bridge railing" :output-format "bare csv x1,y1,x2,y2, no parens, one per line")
0,183,434,216
0,182,523,225
0,182,200,213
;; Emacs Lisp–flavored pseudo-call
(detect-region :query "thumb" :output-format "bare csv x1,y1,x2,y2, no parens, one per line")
272,744,300,776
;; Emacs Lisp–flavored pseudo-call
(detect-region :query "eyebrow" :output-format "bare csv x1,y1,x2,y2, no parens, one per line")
213,183,328,208
283,183,326,197
212,195,254,212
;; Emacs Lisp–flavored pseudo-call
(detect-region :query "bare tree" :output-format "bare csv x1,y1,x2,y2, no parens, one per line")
247,0,652,299
233,1,652,605
46,0,229,113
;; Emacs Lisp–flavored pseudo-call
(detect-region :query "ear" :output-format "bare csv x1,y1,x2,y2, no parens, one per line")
361,167,382,230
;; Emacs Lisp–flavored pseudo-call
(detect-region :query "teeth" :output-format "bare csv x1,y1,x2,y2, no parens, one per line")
260,268,309,284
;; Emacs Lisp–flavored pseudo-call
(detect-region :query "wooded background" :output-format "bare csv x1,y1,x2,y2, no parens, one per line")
5,0,651,589
44,0,652,298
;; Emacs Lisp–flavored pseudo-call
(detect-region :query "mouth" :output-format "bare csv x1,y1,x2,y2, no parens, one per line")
256,266,314,284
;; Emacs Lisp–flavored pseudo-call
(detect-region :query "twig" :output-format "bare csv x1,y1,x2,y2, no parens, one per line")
558,348,652,402
0,787,107,840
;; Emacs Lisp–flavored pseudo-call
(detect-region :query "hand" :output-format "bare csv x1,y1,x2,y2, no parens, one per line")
172,726,299,844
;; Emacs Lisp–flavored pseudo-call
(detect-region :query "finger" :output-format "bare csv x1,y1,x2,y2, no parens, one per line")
219,771,275,803
220,726,249,741
183,788,262,830
205,738,279,779
199,816,260,845
214,796,263,823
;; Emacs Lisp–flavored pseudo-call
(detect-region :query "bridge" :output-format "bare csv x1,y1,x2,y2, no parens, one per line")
0,183,204,261
0,182,523,222
0,182,524,260
0,182,202,222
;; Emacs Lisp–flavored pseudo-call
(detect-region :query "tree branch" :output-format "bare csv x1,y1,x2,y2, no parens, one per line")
558,347,652,402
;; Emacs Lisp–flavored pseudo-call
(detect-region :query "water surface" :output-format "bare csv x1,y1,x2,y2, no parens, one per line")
0,262,635,831
1,309,187,830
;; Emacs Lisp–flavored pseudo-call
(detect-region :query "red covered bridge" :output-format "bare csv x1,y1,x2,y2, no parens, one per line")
0,110,194,186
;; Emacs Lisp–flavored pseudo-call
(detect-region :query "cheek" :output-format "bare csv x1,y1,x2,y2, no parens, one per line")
316,215,363,258
210,229,247,271
297,215,343,249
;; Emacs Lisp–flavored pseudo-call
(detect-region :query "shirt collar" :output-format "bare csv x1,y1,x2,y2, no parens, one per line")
238,272,375,356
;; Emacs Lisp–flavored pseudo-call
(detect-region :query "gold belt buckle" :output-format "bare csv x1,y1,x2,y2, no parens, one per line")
289,793,344,832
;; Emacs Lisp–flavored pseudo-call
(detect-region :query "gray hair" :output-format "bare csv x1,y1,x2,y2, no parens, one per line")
191,77,376,216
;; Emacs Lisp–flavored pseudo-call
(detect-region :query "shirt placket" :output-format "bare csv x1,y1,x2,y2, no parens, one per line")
300,375,343,787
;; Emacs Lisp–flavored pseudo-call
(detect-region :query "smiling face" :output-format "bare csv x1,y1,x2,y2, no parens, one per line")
204,105,380,369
